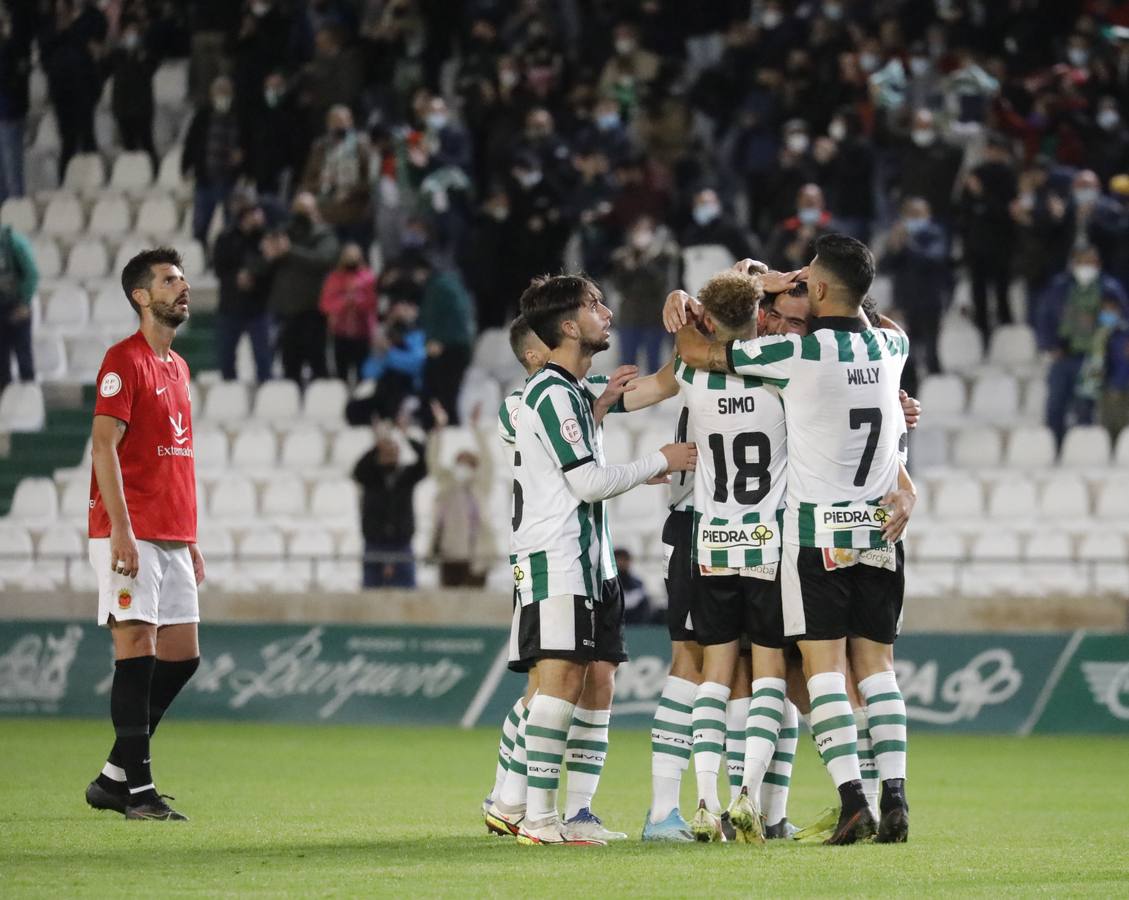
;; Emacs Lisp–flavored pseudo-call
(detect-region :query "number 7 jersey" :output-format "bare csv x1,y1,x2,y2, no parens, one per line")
674,354,787,569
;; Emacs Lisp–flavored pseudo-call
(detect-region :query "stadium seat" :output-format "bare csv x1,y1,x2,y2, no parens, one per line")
310,478,359,529
201,381,249,424
932,478,985,519
471,328,523,384
251,380,300,424
59,478,90,521
109,151,155,192
32,332,66,379
179,240,206,276
1038,474,1091,519
153,60,188,106
1077,531,1129,595
134,193,178,236
87,194,132,238
906,426,947,471
41,193,85,239
194,526,234,592
7,477,58,526
917,374,966,421
157,145,187,199
301,379,348,429
988,324,1037,370
0,522,34,587
289,528,335,590
1060,425,1111,467
65,238,109,280
1094,477,1129,520
280,428,327,469
31,111,60,153
41,282,90,335
207,475,257,522
65,335,111,382
433,426,476,470
963,531,1025,598
682,244,735,295
0,383,46,431
1003,425,1055,468
230,424,278,469
937,315,983,371
31,236,61,279
952,426,1002,468
62,153,106,195
36,523,83,590
1,197,38,232
1021,376,1047,421
1023,531,1085,597
330,427,372,470
261,474,307,519
969,372,1019,421
987,478,1037,519
192,427,229,471
237,528,287,591
1116,428,1129,466
90,283,137,332
457,368,502,426
112,235,151,275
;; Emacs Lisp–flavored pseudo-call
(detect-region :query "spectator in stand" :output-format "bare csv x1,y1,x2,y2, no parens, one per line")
418,252,475,425
579,95,634,166
881,197,948,377
505,150,569,299
422,95,473,173
40,0,106,182
1011,161,1071,324
301,23,365,130
301,104,373,252
232,0,293,136
819,108,875,242
0,9,30,202
960,134,1018,343
353,416,427,589
610,216,678,373
1066,170,1128,287
319,242,377,385
355,292,426,423
1036,244,1128,448
1089,97,1129,187
599,21,659,100
679,187,756,263
564,144,617,278
766,119,819,227
458,187,526,331
0,223,38,391
212,200,272,383
183,76,243,247
426,400,495,588
263,191,338,385
186,0,240,104
615,548,657,626
895,109,963,228
765,183,835,272
245,71,300,206
105,16,159,177
1098,301,1129,440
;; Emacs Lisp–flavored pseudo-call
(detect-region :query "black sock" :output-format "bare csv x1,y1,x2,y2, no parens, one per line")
880,777,908,813
104,657,200,782
110,655,156,804
837,780,868,816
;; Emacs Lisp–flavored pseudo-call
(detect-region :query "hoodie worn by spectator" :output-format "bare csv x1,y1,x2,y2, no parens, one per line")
0,224,39,389
419,266,476,423
320,259,378,383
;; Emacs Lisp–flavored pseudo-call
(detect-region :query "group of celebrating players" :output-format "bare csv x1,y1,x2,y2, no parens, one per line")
482,233,922,847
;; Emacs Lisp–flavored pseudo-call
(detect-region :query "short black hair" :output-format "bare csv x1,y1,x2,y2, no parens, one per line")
121,247,184,315
518,274,600,349
813,233,874,307
508,315,535,362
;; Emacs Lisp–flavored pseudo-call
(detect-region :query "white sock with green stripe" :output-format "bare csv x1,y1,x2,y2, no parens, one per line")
564,707,609,819
761,698,798,826
692,681,730,814
858,670,907,781
498,702,531,809
649,675,696,823
807,672,861,788
524,694,575,822
855,706,879,818
742,677,785,804
490,696,526,802
725,697,750,802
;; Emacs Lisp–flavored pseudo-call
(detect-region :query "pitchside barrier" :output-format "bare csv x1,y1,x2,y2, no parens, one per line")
1,620,1127,734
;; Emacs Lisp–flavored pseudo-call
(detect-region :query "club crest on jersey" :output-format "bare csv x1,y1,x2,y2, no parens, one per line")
117,589,132,609
560,418,583,444
99,372,121,397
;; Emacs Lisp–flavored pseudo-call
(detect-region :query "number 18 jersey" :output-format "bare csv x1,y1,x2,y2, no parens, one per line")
674,354,787,569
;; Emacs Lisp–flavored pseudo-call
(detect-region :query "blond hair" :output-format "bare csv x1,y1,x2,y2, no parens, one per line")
697,270,763,332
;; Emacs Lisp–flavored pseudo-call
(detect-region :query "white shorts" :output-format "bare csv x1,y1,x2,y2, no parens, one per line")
89,538,199,627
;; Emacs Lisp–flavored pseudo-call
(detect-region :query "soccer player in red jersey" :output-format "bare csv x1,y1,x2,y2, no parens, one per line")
83,248,204,821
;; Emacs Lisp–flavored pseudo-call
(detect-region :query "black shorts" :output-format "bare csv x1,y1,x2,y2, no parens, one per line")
661,510,696,643
692,571,785,649
507,587,533,674
780,543,905,644
514,578,628,668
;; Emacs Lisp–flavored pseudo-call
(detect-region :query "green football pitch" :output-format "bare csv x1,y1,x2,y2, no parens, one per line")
2,720,1127,897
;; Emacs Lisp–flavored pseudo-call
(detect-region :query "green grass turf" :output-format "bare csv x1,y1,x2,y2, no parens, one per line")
2,720,1127,897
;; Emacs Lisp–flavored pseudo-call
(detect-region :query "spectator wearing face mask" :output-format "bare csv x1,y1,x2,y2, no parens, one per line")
302,104,374,251
820,109,876,242
615,548,658,626
765,183,834,272
1078,295,1129,440
1088,98,1129,187
1036,245,1128,447
182,76,243,246
245,71,300,203
422,95,473,173
320,242,378,385
598,21,659,104
766,118,819,226
459,188,527,330
1065,170,1128,287
104,17,159,177
679,187,757,263
416,250,476,425
212,200,272,383
426,400,496,588
301,24,365,129
881,197,949,377
610,216,679,373
579,96,634,167
895,109,964,228
506,150,569,295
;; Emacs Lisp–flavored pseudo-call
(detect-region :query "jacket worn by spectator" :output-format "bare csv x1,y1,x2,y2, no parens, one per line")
213,223,269,317
1035,272,1128,354
419,269,475,349
267,217,339,318
182,104,242,187
353,434,427,546
319,266,377,340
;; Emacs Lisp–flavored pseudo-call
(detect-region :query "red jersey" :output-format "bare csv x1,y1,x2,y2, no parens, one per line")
89,331,197,542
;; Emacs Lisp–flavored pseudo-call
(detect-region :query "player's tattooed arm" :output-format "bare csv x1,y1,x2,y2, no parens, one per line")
674,322,730,373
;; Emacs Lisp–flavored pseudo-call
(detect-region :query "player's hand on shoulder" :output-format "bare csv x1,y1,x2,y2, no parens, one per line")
659,441,697,473
189,543,206,585
879,488,916,543
662,290,701,334
899,389,921,430
109,527,140,580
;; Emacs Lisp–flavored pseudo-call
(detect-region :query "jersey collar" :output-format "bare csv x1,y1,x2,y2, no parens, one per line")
544,361,580,384
811,316,867,333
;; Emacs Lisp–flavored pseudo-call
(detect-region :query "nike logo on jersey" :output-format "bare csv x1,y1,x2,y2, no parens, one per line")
156,386,167,395
846,367,881,385
169,412,189,445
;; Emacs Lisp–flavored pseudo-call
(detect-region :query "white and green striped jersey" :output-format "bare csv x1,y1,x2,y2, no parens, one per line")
674,355,787,568
726,319,909,549
668,403,693,513
498,389,522,448
510,364,618,603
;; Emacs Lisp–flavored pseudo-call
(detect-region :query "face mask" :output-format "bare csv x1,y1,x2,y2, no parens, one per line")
786,133,809,154
252,2,270,17
453,462,475,484
798,207,821,226
823,2,843,20
596,112,620,131
517,169,542,188
264,89,281,108
631,230,653,250
343,259,361,271
499,69,519,89
488,205,508,222
911,128,936,147
1098,309,1121,328
762,10,782,29
401,232,426,249
213,96,232,114
123,32,139,50
1019,192,1035,211
859,52,879,74
1098,109,1120,131
693,203,720,226
828,120,846,141
425,112,448,131
903,216,928,234
1073,187,1098,207
1067,48,1089,68
909,57,930,77
615,38,635,56
1073,264,1098,286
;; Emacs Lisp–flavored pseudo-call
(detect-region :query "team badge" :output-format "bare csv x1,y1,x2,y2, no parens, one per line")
750,524,774,546
117,589,132,609
560,418,582,444
99,372,122,397
513,566,524,583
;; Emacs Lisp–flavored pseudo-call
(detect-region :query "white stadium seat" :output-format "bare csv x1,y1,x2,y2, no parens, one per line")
135,193,178,236
41,193,85,239
32,111,60,153
682,244,735,295
237,528,287,591
0,383,46,432
918,374,966,420
471,328,522,384
302,379,348,428
36,523,83,589
65,335,111,382
987,478,1037,519
310,478,358,528
1094,477,1129,521
1038,474,1091,519
153,61,188,106
988,324,1037,369
330,427,373,469
932,478,985,519
457,368,502,426
1023,531,1084,597
963,531,1025,598
0,522,34,587
280,428,327,469
1077,531,1129,595
65,238,109,279
208,475,256,522
937,315,983,371
7,477,58,526
32,332,66,379
1003,425,1055,468
1021,376,1047,421
59,478,91,521
1115,428,1129,466
157,145,189,199
1,197,38,232
1060,425,1111,467
906,426,948,470
251,380,300,424
87,194,132,238
90,283,137,332
62,153,106,195
113,235,151,274
31,236,61,279
969,372,1019,421
261,475,307,519
952,426,1002,468
109,151,155,192
192,428,229,471
201,381,249,423
230,424,278,469
42,283,90,335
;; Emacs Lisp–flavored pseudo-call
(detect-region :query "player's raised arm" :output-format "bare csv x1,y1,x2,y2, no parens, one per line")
674,321,727,371
621,358,679,412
